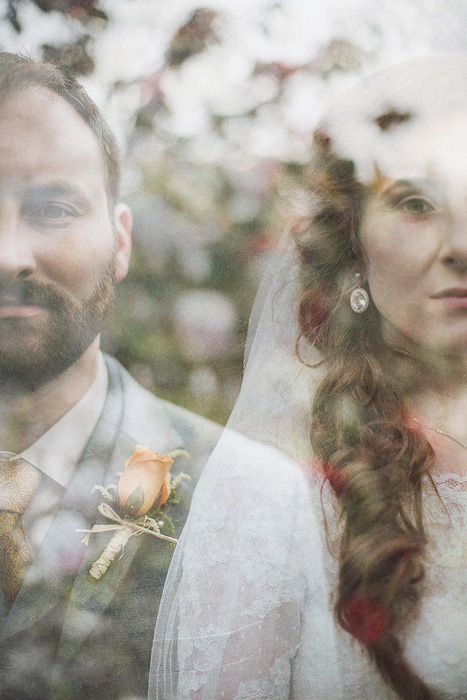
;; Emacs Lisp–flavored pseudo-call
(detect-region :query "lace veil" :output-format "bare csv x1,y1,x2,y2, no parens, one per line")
149,56,467,700
149,238,326,699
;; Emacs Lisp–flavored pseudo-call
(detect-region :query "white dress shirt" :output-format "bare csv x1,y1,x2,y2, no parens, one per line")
21,353,108,556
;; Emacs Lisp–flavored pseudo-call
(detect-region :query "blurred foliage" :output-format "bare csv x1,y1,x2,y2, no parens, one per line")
42,33,95,74
165,8,219,67
6,0,107,33
1,0,357,424
3,0,460,423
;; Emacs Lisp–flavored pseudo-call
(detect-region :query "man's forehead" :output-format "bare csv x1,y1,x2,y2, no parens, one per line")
0,87,105,187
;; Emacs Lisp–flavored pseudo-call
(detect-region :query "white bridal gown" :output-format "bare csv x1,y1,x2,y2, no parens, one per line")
150,430,467,700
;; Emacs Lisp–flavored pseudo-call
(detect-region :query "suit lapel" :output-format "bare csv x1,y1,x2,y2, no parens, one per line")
0,359,127,643
57,431,143,664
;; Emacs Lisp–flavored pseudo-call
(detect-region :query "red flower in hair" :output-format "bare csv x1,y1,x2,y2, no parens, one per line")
307,293,331,334
299,289,332,340
343,596,388,644
321,461,347,497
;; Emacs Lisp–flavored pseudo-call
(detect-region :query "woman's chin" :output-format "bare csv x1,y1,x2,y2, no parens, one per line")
383,321,467,361
414,338,467,380
427,327,467,359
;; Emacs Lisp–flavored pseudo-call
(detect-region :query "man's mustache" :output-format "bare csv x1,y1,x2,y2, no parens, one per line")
0,281,70,311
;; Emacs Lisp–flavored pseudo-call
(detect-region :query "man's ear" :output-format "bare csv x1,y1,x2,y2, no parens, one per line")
114,203,132,283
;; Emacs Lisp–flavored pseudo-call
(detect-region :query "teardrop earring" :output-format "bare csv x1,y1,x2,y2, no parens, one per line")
350,272,369,314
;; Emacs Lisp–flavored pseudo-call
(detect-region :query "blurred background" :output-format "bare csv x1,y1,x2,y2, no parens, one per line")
1,0,466,423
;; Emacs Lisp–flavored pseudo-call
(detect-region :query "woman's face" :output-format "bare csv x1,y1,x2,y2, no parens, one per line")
359,111,467,359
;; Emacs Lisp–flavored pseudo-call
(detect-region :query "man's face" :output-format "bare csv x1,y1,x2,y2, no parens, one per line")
0,88,131,387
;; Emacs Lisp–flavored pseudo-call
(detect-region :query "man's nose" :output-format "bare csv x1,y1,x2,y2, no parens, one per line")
0,199,36,283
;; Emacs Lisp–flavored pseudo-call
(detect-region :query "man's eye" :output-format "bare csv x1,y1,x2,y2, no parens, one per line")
401,197,433,214
24,202,74,223
41,204,68,220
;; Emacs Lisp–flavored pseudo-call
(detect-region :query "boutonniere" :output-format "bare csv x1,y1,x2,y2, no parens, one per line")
78,445,190,580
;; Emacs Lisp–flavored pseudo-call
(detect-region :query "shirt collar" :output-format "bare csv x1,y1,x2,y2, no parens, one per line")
21,353,108,489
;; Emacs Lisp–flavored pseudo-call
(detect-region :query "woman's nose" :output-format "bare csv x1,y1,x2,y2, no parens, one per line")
441,212,467,273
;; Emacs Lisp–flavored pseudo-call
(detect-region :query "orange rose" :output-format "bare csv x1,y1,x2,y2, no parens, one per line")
118,445,174,517
160,472,172,506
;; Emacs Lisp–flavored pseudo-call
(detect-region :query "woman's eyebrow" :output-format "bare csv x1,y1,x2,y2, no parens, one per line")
378,178,442,202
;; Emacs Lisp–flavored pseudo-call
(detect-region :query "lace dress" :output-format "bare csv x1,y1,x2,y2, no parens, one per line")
150,431,467,700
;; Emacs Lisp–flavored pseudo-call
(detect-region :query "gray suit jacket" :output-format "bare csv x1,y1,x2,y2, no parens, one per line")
0,356,221,699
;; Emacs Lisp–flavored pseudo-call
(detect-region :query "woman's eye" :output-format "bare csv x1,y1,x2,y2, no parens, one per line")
401,197,433,214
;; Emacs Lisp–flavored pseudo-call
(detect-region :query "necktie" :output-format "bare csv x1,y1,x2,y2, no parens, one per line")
0,453,40,604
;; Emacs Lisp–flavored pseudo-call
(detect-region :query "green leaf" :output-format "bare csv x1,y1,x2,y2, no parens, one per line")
124,483,145,516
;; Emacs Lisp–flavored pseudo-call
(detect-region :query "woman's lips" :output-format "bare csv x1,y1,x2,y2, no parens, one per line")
432,288,467,307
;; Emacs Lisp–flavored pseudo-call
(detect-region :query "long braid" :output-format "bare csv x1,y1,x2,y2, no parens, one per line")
294,135,435,699
313,353,433,700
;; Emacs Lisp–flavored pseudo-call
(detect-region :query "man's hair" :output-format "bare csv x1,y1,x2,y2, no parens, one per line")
0,52,121,206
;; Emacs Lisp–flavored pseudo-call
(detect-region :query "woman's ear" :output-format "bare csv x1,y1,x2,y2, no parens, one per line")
113,203,133,282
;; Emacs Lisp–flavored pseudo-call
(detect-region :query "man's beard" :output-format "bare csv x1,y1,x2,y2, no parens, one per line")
0,257,116,390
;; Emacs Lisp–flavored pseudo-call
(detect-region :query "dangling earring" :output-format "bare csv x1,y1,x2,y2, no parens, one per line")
350,272,369,314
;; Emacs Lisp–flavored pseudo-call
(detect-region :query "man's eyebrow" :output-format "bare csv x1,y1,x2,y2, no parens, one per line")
21,183,92,207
